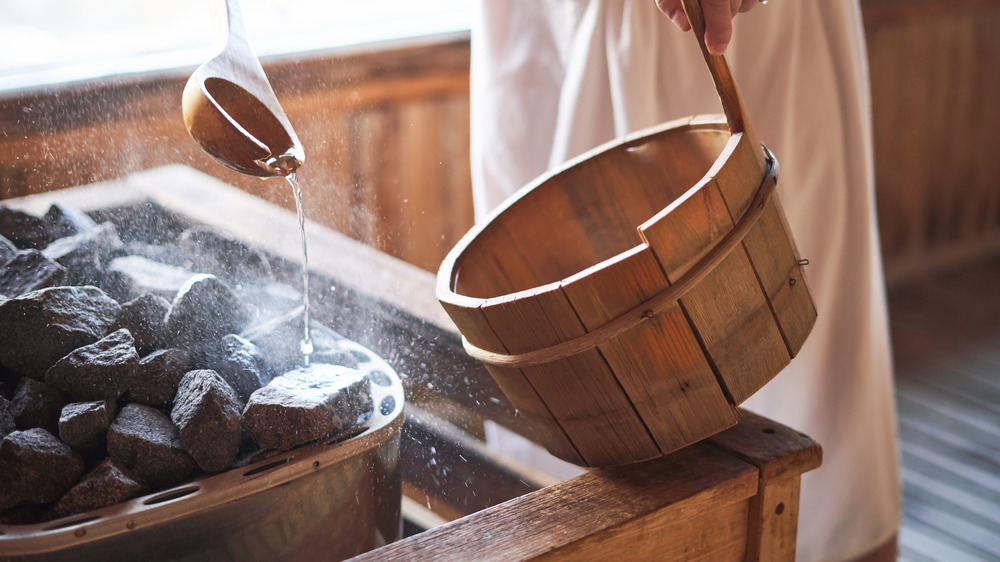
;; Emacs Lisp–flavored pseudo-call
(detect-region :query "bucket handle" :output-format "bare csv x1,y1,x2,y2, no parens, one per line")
679,0,759,146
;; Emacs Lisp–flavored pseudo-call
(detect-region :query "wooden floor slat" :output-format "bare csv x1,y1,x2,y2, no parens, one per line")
889,256,1000,561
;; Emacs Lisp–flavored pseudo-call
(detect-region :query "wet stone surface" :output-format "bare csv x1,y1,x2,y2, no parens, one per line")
213,334,272,405
0,202,386,525
242,365,372,452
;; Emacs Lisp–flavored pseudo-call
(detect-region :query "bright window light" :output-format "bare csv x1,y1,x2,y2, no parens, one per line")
0,0,471,90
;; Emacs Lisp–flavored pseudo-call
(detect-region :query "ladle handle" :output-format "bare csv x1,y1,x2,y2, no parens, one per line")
678,0,758,144
223,0,251,55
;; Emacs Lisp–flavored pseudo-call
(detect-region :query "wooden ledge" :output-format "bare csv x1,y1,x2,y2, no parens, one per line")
351,443,758,561
707,408,823,484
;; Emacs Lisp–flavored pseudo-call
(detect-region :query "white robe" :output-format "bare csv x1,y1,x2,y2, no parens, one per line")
469,1,901,560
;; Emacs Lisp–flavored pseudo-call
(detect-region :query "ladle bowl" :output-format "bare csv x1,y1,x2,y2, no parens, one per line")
182,0,304,177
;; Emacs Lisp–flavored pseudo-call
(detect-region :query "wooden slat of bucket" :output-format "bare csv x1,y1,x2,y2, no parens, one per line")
479,283,661,466
561,245,739,454
710,139,816,358
437,297,586,465
740,196,816,358
639,134,790,404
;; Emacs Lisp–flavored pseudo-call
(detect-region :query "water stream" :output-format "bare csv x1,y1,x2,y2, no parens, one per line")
286,173,313,367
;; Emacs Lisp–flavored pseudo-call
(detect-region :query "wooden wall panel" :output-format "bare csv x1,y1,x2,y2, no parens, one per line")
0,36,474,274
3,7,1000,286
863,0,1000,285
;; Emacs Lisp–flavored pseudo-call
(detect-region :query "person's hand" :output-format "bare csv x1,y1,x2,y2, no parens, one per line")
655,0,762,55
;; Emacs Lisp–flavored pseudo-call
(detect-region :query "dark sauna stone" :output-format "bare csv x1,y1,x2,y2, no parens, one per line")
48,458,145,520
0,428,85,511
0,285,121,379
0,250,66,296
129,348,190,407
112,293,171,354
42,222,123,286
0,396,16,438
44,203,97,239
12,378,69,435
46,329,139,402
120,241,189,268
88,200,189,246
107,403,194,489
0,235,17,264
178,226,273,282
170,370,242,474
213,334,272,404
59,400,113,455
241,308,357,376
0,206,54,250
164,274,253,357
104,255,199,302
242,365,372,451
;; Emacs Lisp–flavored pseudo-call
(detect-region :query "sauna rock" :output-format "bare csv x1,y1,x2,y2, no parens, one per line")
12,378,68,435
0,428,85,511
58,400,113,456
170,369,242,474
44,202,98,239
213,334,271,405
112,293,172,354
0,250,66,296
130,348,191,407
178,226,273,282
42,222,123,286
48,458,145,520
0,206,56,250
45,329,139,402
0,285,121,379
0,396,16,438
0,235,17,264
105,255,200,302
107,403,195,489
163,274,254,358
121,240,189,268
242,365,372,451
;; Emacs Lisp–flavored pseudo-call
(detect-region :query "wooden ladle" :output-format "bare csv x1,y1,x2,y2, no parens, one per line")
182,0,304,177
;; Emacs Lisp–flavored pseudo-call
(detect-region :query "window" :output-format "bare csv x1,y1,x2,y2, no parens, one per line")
0,0,472,90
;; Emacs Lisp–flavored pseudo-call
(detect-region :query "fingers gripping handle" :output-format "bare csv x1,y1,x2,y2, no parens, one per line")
678,0,759,144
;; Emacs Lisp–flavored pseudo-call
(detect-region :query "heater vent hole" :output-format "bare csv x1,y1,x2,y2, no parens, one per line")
243,458,292,477
144,486,200,505
43,515,103,531
369,370,391,386
326,427,366,445
380,396,396,416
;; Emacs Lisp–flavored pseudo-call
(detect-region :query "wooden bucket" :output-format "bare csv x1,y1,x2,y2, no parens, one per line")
437,1,816,467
